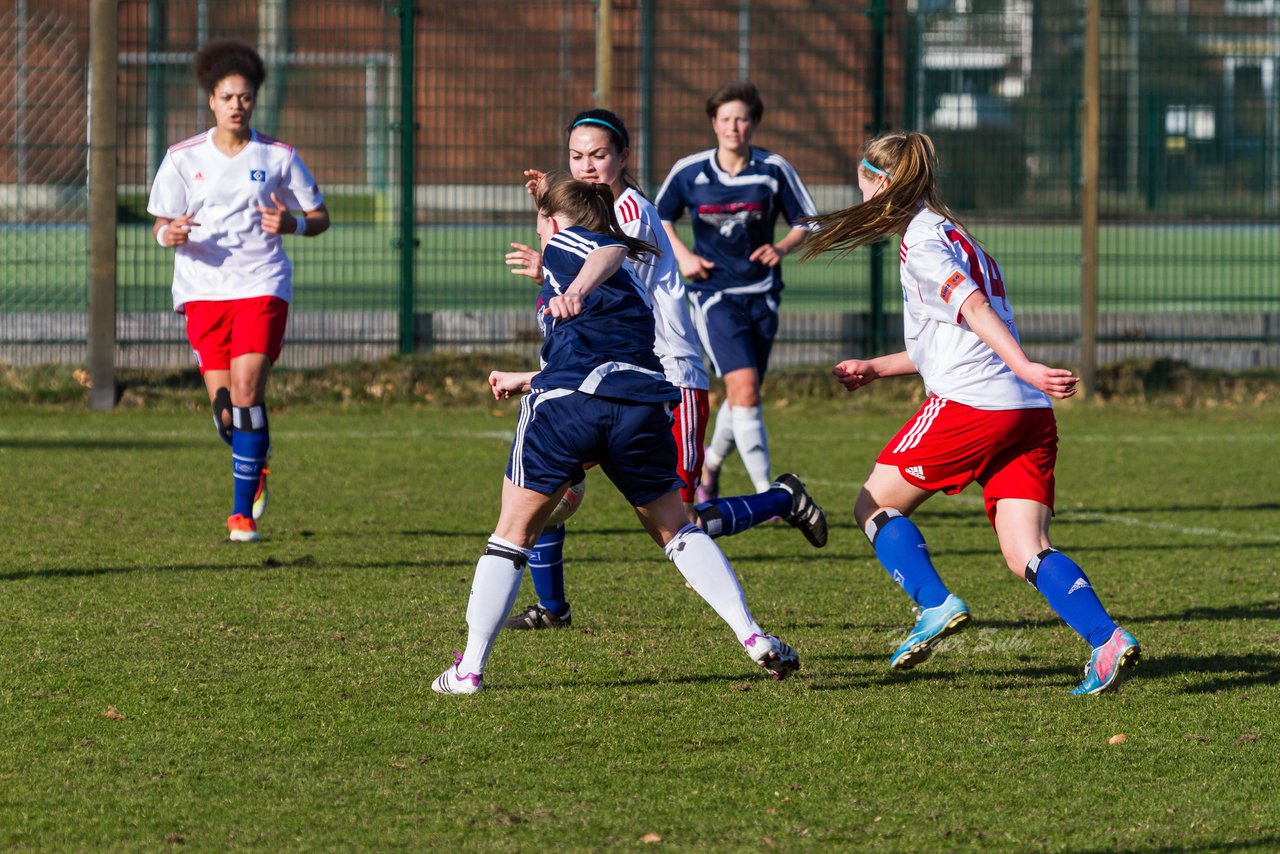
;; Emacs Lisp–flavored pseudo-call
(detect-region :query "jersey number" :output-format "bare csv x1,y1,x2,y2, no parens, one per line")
946,228,1006,304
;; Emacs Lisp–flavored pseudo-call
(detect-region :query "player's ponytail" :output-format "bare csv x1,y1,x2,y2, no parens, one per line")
801,130,974,259
536,172,659,263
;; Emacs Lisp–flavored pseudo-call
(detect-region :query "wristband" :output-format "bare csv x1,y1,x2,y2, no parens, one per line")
155,225,170,247
292,213,308,236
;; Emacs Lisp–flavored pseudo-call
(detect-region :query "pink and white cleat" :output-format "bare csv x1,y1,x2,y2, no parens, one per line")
432,652,484,695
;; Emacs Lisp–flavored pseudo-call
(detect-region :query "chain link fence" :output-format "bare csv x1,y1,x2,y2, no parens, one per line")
2,0,1278,375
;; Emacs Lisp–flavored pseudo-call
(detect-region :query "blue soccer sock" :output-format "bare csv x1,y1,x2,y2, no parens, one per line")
529,524,568,616
694,487,792,538
1025,549,1118,648
865,510,950,610
230,404,270,518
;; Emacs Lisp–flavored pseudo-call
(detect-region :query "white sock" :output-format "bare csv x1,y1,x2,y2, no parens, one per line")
705,400,735,472
731,404,772,492
664,524,763,644
457,534,531,675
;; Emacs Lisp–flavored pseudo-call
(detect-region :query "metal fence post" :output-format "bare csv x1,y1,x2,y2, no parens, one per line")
866,0,888,356
88,0,118,409
638,0,654,192
394,0,418,355
596,0,612,109
1081,0,1100,397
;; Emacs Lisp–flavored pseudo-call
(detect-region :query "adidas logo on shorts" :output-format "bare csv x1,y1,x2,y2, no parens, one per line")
905,465,926,480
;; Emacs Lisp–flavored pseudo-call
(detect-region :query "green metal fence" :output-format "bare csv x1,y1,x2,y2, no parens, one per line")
2,0,1278,376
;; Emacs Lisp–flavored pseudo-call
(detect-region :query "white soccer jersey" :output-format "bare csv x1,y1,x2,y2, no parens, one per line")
147,128,325,311
615,186,710,391
898,208,1050,410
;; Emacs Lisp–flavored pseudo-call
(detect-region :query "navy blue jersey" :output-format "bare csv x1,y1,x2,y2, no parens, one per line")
533,226,678,404
654,146,817,295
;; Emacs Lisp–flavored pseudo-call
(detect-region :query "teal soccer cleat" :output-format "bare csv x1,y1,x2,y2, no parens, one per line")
890,594,970,670
1071,627,1141,695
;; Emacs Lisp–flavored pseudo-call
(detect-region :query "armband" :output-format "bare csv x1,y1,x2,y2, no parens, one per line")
292,213,308,236
155,225,170,247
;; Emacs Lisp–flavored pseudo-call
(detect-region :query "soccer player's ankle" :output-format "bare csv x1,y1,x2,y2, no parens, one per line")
538,600,569,618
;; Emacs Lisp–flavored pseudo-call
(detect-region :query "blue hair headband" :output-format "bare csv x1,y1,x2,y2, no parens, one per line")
861,158,893,181
572,117,627,145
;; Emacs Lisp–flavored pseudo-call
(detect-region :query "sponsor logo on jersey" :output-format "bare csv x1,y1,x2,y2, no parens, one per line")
940,271,965,304
694,172,710,185
193,171,204,181
905,465,926,480
1067,577,1092,595
249,169,266,182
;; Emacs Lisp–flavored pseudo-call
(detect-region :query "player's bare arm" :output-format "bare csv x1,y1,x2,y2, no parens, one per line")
832,351,917,392
522,168,546,196
959,292,1079,399
661,221,715,280
489,370,537,399
545,244,627,319
257,192,331,237
750,225,809,267
153,212,201,248
506,243,543,281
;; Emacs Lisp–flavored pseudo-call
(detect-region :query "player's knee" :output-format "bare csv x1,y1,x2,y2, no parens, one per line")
862,508,904,546
852,488,882,531
484,536,529,569
662,522,705,561
1020,547,1059,587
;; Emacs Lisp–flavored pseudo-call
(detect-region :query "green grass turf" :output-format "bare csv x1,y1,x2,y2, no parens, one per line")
1,400,1278,850
3,222,1278,314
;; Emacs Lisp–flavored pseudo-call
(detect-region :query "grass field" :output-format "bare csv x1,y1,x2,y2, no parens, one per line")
2,399,1278,850
3,222,1278,314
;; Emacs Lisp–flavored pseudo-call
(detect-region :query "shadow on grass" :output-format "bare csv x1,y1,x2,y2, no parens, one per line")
805,648,1280,695
1123,601,1280,624
1133,651,1280,693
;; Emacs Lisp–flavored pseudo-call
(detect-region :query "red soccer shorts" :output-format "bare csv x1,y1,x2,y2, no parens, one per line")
876,397,1058,525
672,387,710,503
183,296,290,373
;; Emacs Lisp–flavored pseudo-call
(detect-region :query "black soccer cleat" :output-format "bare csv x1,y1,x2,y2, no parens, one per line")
504,602,573,630
774,473,828,548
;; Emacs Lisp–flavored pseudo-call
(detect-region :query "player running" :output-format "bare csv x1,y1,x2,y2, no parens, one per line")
147,40,329,542
655,81,818,499
502,110,827,631
802,130,1140,695
432,175,800,694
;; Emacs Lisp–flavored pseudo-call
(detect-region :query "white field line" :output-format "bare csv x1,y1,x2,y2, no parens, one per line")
4,426,1273,542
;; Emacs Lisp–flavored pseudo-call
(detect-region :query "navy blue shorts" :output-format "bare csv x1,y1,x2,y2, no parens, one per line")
506,389,683,508
689,290,780,377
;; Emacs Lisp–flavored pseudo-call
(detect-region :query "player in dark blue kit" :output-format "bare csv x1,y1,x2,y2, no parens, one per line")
502,116,828,633
656,81,818,499
432,174,801,694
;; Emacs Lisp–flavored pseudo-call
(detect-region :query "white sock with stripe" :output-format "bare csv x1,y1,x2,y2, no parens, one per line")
458,534,532,675
664,525,763,644
731,404,772,493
